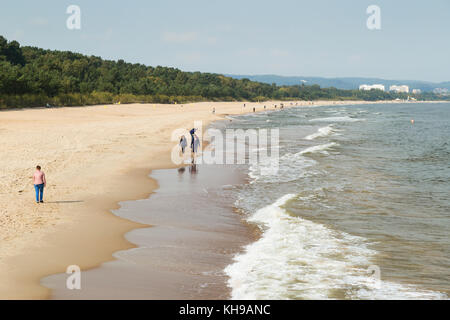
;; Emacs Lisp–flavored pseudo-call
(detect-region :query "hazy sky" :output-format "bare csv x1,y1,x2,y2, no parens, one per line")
1,0,449,82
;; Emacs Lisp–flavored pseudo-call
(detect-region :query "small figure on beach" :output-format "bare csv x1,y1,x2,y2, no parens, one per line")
212,107,215,114
179,135,187,154
253,107,256,112
33,165,46,203
189,128,197,151
264,105,266,109
193,134,200,154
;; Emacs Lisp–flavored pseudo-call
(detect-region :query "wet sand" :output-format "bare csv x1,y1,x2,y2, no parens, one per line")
42,164,255,299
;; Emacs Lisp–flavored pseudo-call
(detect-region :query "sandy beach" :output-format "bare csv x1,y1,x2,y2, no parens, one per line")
0,99,430,299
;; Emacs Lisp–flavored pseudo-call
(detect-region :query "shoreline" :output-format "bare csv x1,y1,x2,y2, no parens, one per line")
43,164,256,299
0,99,447,113
0,99,437,299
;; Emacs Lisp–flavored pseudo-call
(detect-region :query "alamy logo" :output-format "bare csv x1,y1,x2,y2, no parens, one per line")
66,265,81,290
366,5,381,30
66,5,81,30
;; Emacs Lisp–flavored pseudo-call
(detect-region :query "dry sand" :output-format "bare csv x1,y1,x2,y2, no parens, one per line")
0,100,412,299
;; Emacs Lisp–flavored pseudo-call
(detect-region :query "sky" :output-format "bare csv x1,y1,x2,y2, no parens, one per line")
1,0,449,82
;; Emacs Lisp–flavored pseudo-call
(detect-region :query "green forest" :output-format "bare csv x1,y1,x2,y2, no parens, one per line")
0,36,445,109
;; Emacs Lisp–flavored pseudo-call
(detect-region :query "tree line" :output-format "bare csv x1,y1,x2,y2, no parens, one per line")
0,36,444,109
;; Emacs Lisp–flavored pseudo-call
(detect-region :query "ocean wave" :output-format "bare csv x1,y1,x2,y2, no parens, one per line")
248,151,318,183
305,125,335,140
309,116,363,123
300,142,339,155
225,194,448,300
247,142,333,183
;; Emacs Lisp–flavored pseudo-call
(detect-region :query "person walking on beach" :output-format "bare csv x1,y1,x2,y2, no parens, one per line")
179,135,187,154
189,128,197,151
33,165,46,203
193,134,200,154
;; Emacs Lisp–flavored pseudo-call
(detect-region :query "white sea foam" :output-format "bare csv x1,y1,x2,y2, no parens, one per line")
225,194,448,300
248,150,318,183
309,116,363,123
305,125,335,140
299,142,338,155
248,143,333,183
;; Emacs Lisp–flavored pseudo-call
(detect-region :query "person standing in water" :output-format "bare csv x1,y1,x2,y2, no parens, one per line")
179,135,187,154
33,165,46,203
190,134,201,164
189,128,197,151
193,134,200,154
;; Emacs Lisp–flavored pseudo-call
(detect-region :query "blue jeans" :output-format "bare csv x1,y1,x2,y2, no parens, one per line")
34,184,44,202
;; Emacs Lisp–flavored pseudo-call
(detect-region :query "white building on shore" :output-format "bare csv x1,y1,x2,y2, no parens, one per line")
412,89,422,94
389,85,409,93
359,84,385,91
433,88,449,95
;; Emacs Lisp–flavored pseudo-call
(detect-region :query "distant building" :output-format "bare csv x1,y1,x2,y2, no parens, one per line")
433,88,449,95
359,84,385,91
412,89,422,95
389,85,409,93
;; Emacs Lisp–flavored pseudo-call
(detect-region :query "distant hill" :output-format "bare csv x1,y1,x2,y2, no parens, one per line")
227,75,450,92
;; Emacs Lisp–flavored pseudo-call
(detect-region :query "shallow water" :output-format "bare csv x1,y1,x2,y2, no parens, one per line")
221,103,450,300
41,164,252,299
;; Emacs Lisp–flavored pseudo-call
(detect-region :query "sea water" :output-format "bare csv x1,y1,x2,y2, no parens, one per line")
216,103,450,300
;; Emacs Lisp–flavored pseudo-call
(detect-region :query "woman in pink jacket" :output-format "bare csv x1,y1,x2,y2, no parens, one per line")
33,165,46,203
